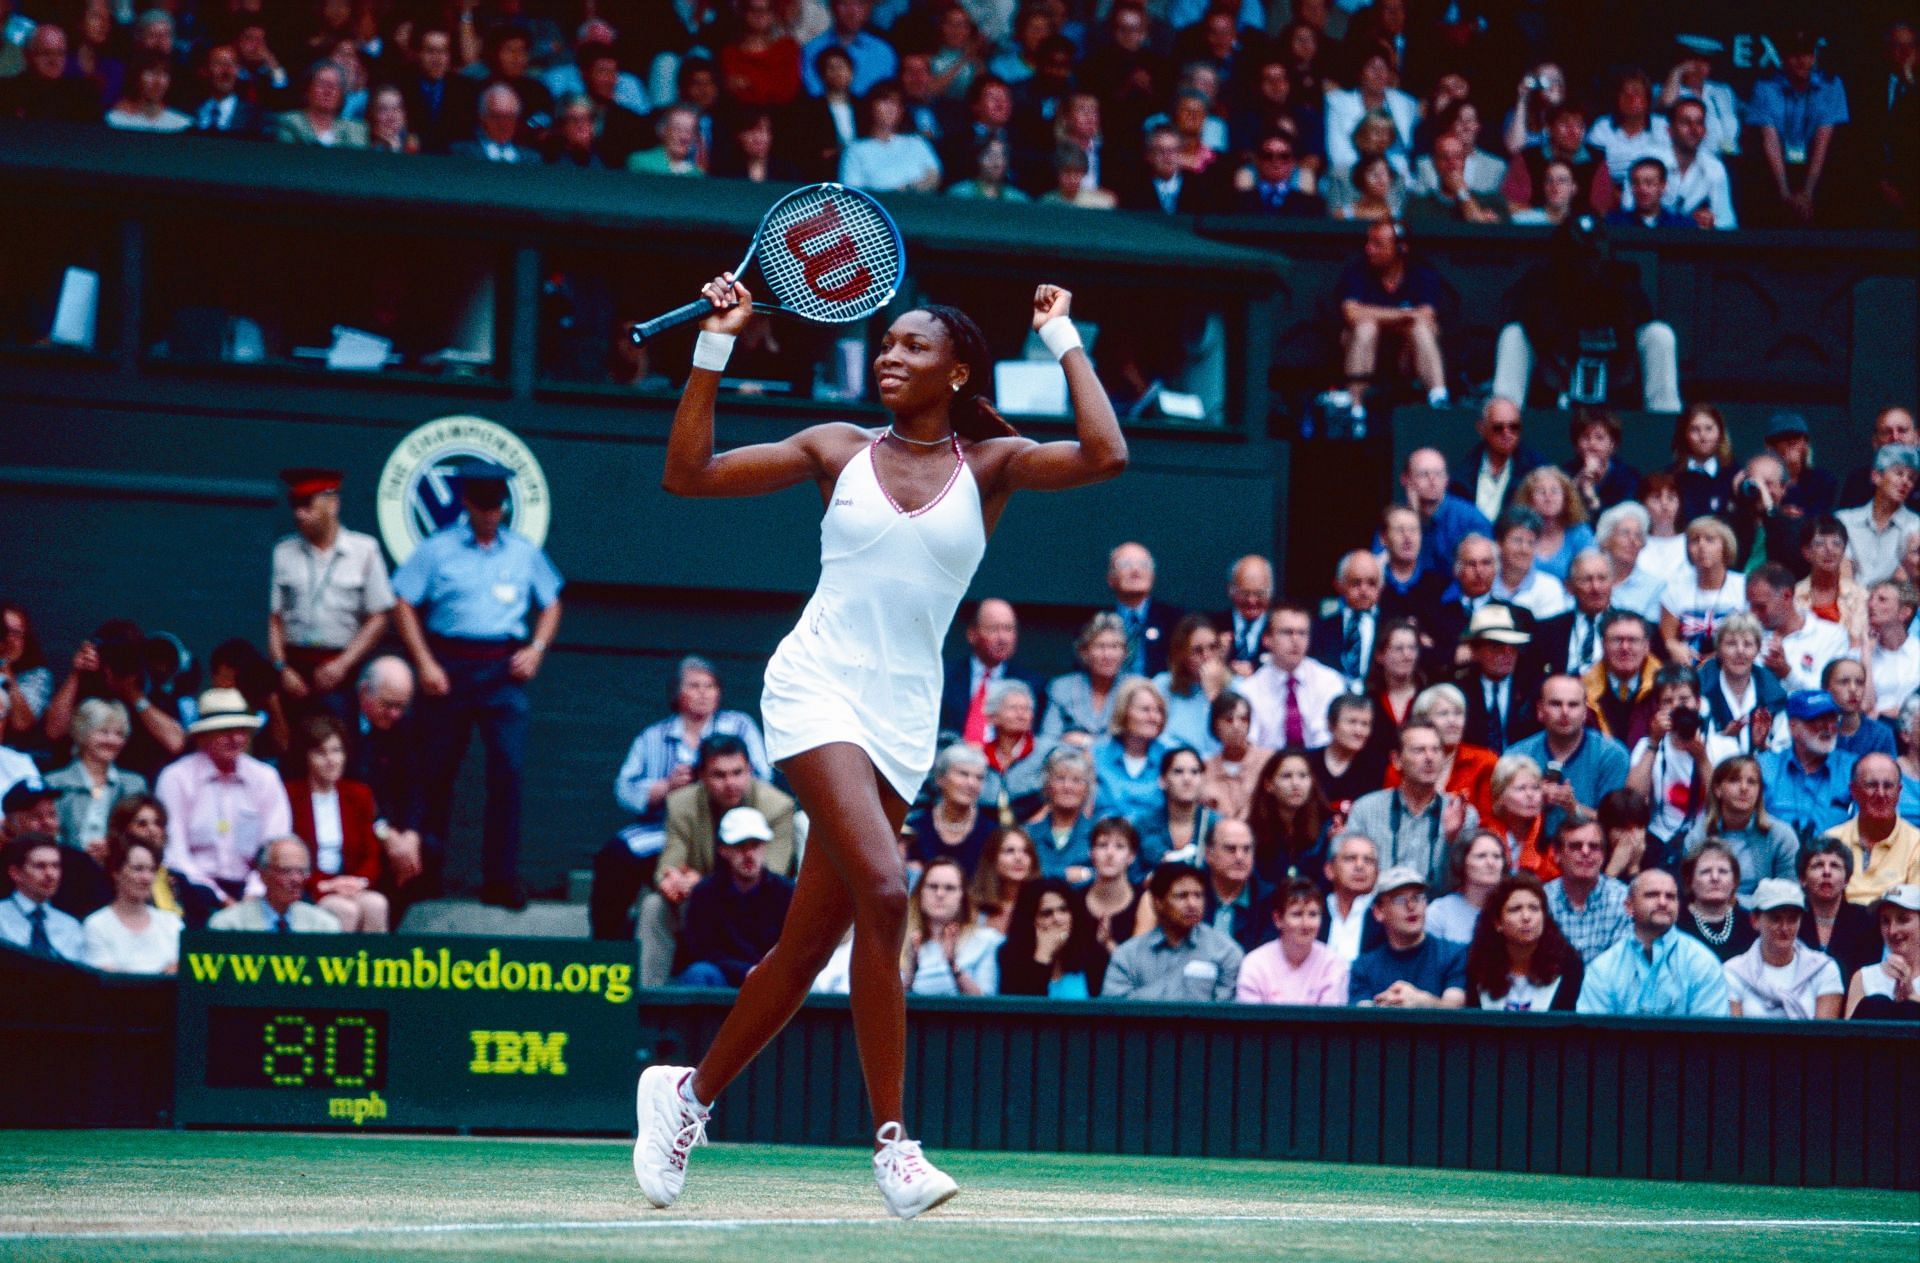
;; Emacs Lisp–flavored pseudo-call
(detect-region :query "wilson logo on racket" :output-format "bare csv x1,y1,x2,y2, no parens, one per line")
629,183,904,348
782,198,875,304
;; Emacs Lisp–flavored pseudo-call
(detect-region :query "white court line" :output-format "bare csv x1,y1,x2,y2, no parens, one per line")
5,1212,1917,1242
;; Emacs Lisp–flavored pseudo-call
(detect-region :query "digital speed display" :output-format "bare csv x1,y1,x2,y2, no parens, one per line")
205,1007,388,1090
175,932,636,1131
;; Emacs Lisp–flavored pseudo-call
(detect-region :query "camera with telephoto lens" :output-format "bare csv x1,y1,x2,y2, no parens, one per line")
1669,707,1701,742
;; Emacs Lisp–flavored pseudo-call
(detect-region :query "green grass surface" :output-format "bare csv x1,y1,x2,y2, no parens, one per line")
2,1131,1915,1263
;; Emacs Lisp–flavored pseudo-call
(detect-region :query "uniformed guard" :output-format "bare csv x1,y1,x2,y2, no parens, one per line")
390,460,563,909
268,468,396,725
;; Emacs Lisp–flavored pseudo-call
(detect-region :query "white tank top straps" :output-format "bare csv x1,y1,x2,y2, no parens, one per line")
759,432,988,802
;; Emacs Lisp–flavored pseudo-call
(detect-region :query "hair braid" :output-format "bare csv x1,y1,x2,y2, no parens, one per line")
918,303,1021,440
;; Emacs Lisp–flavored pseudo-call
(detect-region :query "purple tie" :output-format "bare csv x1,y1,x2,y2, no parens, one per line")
1284,674,1306,748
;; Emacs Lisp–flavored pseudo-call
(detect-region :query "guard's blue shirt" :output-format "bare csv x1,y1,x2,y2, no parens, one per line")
1756,748,1858,839
391,522,563,641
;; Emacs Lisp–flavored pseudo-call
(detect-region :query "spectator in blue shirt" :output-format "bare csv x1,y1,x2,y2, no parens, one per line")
1092,678,1172,828
801,0,898,97
1576,867,1730,1015
1826,659,1897,760
1758,689,1860,841
1401,447,1494,580
390,461,563,911
1604,157,1695,230
1746,29,1850,228
1349,864,1468,1006
1512,674,1631,818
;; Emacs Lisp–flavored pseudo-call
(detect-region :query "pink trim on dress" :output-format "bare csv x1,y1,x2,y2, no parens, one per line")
870,433,965,519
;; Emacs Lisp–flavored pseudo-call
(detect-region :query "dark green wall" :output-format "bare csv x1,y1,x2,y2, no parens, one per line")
0,385,1285,889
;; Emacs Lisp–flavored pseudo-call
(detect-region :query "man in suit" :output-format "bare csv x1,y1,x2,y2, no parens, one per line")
1201,820,1276,953
938,73,1016,189
398,26,475,153
207,838,342,934
1426,534,1527,674
190,44,266,138
1530,550,1616,682
1222,553,1274,676
1115,125,1219,212
0,24,102,122
1453,397,1547,524
629,735,796,985
1222,129,1327,216
940,598,1047,742
347,657,428,905
450,83,545,164
1107,541,1183,678
577,40,651,165
1310,550,1384,682
1455,603,1540,754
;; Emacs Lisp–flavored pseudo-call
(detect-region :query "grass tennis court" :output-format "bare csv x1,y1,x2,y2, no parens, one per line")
3,1130,1916,1263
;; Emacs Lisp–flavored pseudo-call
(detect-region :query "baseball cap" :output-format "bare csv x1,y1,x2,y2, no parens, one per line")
1785,689,1839,722
1751,878,1806,912
1765,411,1809,440
1875,884,1920,914
717,806,774,846
1,781,54,815
1375,865,1426,896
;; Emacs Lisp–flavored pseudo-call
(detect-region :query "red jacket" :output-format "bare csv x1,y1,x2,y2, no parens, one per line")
284,778,384,894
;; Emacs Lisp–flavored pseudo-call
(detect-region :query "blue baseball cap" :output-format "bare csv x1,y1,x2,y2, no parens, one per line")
1786,689,1839,721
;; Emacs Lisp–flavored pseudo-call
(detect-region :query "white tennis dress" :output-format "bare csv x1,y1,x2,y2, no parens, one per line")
761,434,986,802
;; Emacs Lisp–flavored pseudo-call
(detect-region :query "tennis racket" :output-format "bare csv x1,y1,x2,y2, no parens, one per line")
629,183,905,347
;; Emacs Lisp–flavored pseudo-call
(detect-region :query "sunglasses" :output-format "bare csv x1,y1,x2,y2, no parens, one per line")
1259,147,1294,160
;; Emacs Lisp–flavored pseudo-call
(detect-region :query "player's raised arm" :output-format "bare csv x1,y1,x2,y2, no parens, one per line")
660,275,857,499
992,285,1128,494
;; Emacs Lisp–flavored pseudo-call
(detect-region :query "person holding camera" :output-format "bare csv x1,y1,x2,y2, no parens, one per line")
42,620,187,781
1624,665,1709,873
1727,452,1811,578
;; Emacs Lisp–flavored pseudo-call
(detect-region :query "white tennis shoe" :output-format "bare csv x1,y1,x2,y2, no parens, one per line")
632,1065,708,1208
872,1121,958,1219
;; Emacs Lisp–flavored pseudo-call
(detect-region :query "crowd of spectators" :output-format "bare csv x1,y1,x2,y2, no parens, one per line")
553,399,1920,1019
6,399,1920,1022
1,2,1913,233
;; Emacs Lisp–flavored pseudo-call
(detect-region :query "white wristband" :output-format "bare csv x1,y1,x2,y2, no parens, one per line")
691,330,735,373
1038,316,1082,361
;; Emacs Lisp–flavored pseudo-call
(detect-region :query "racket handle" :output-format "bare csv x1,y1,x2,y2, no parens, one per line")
630,299,723,348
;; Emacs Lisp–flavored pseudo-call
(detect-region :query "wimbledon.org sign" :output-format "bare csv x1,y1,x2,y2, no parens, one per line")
376,416,552,565
174,932,633,1131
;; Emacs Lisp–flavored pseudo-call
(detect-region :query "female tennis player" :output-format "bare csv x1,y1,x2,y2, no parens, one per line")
633,275,1125,1217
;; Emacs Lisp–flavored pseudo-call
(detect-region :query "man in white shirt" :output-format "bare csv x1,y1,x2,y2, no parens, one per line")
1318,832,1379,962
1748,564,1853,694
1663,97,1736,228
1242,604,1351,750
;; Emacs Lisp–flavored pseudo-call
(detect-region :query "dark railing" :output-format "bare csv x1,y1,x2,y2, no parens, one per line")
640,990,1920,1192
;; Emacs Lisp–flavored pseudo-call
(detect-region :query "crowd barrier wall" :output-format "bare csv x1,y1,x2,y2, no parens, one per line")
7,949,1913,1191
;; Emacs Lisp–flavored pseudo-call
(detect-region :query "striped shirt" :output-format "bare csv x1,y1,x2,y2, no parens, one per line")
614,711,770,821
1545,874,1631,963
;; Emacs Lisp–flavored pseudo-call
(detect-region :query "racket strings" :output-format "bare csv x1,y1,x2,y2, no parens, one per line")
757,189,901,323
